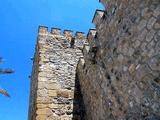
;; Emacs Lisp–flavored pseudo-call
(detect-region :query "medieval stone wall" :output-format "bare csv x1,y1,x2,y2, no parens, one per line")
28,41,40,120
29,0,160,120
28,26,87,120
77,0,160,120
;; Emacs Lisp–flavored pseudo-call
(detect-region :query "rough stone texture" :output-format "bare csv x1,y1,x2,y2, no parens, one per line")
29,0,160,120
28,26,86,120
77,0,160,120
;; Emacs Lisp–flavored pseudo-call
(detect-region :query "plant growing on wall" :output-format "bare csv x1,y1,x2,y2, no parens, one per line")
0,57,14,97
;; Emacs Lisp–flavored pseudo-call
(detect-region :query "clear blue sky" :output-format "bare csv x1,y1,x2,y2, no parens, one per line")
0,0,103,120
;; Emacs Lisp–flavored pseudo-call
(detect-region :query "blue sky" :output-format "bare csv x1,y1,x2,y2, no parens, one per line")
0,0,103,120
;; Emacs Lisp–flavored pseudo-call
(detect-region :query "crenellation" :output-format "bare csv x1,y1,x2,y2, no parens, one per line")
75,32,85,39
38,26,48,34
77,0,160,120
92,9,105,26
29,26,87,120
51,27,61,35
29,0,160,120
87,29,97,45
63,29,73,41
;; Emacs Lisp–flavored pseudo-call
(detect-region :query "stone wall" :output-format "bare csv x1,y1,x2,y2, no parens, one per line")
29,0,160,119
28,26,87,120
77,0,160,119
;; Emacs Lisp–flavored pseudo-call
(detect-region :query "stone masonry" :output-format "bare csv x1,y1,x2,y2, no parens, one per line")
77,0,160,119
29,0,160,120
28,26,87,120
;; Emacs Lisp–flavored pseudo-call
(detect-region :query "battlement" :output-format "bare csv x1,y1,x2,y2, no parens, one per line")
75,32,85,39
37,26,88,49
63,29,73,41
87,29,97,47
38,26,86,39
87,29,96,40
29,1,160,120
92,9,105,26
38,26,48,34
51,27,61,35
29,25,86,120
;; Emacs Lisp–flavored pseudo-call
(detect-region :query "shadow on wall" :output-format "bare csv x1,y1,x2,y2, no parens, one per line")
72,73,86,120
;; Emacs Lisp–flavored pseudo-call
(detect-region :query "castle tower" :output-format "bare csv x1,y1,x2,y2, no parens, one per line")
29,0,160,119
28,26,87,120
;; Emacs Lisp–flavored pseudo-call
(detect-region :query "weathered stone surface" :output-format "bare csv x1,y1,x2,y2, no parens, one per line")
37,96,52,104
29,1,160,120
46,83,61,90
77,0,160,120
28,27,86,120
36,108,52,115
48,104,58,109
37,104,48,109
147,17,157,30
36,115,47,120
57,90,70,98
48,90,57,97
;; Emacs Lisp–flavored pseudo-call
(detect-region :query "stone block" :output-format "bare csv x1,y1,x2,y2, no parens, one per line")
38,82,46,89
36,115,47,120
38,26,48,34
129,64,136,73
37,96,52,104
37,89,48,97
51,28,61,35
57,90,70,98
48,90,57,97
137,19,147,31
36,108,52,115
46,83,61,90
147,17,157,30
146,29,156,42
37,104,48,109
48,103,58,109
